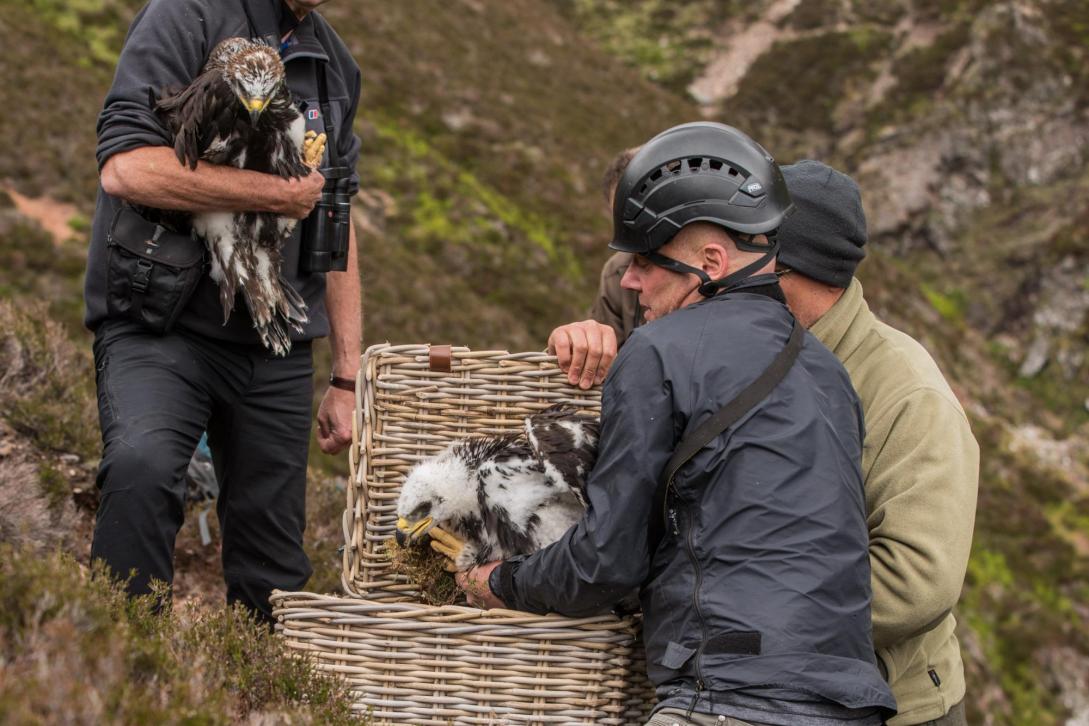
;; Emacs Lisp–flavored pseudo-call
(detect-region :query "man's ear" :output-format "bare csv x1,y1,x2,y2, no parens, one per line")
701,243,730,278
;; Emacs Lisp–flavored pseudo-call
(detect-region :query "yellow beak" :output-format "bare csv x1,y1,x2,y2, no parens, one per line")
395,516,434,544
244,97,268,113
243,96,269,123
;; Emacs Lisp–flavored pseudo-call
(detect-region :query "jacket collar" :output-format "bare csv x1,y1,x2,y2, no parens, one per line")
809,277,874,361
281,14,329,63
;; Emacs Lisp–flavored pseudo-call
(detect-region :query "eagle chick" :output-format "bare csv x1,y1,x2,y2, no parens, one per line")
156,37,324,356
395,407,600,571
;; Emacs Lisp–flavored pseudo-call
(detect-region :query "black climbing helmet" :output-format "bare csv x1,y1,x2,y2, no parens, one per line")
610,122,793,255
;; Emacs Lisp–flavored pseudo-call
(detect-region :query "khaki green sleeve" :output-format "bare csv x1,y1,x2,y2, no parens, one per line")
864,387,980,650
589,253,630,344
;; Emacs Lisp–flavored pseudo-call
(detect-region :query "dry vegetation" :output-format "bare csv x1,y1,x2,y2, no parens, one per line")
1,0,1087,722
385,538,460,606
0,547,357,725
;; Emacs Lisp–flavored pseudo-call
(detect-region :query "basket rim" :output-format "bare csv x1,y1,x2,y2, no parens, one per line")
272,590,640,629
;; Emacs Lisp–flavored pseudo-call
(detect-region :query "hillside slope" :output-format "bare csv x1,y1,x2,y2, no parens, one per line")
2,0,1087,723
562,1,1089,723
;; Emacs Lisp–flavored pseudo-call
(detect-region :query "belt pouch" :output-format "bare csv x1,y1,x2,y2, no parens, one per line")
105,205,206,334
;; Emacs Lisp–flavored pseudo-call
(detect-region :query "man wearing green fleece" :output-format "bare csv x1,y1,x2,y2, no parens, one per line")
773,160,978,725
551,160,979,726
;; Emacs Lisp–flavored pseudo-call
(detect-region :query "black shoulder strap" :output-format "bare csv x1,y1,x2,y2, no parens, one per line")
316,62,342,167
646,319,806,555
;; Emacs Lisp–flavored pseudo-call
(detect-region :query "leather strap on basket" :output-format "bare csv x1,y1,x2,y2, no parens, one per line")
647,319,805,557
428,345,452,372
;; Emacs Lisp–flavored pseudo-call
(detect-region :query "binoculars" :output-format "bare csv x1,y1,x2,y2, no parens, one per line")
300,166,352,273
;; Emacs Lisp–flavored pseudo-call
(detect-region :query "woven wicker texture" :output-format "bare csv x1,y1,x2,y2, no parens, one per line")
271,344,656,724
271,592,652,724
343,344,602,600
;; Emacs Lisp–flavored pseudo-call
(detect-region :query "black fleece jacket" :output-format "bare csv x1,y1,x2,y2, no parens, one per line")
85,0,361,343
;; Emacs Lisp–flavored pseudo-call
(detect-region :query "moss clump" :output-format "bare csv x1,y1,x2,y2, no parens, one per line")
27,0,134,68
560,0,744,92
921,283,966,325
0,545,357,724
385,538,460,606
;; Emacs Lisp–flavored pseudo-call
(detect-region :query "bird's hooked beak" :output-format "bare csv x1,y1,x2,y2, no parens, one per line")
242,96,269,124
395,516,434,546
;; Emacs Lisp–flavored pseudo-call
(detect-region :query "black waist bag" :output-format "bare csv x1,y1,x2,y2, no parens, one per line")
106,205,206,334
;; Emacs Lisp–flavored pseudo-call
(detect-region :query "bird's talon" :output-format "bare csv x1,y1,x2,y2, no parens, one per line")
302,131,327,169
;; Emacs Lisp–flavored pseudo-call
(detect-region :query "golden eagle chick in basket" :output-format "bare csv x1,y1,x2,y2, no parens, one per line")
395,406,599,571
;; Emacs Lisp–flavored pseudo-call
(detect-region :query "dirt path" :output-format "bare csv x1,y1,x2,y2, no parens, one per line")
3,186,80,245
688,0,802,106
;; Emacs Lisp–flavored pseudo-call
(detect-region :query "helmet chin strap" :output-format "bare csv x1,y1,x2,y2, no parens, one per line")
645,239,780,298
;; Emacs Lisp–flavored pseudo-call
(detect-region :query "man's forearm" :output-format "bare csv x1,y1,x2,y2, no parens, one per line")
100,146,295,214
325,220,362,378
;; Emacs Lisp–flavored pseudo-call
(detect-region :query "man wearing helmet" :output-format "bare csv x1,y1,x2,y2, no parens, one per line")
456,123,897,725
547,159,979,726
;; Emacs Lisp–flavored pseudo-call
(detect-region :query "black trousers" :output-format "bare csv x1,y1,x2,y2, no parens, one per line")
91,320,314,622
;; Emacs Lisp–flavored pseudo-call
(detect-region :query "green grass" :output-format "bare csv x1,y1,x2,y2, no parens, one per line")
555,0,744,92
921,283,966,324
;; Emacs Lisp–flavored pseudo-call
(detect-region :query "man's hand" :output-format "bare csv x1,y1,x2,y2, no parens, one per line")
279,170,326,220
547,320,618,389
316,386,354,455
455,561,506,610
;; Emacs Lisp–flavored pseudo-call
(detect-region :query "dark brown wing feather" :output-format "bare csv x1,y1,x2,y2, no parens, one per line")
524,405,600,505
155,70,235,170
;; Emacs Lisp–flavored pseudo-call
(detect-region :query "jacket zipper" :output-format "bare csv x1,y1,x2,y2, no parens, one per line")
682,499,707,695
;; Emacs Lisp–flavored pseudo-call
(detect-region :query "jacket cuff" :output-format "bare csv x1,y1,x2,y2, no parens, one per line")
493,557,525,609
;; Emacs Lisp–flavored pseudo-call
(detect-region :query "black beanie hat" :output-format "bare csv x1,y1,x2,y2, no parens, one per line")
777,160,867,289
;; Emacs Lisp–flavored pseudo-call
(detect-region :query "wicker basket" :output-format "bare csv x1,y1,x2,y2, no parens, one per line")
271,344,656,724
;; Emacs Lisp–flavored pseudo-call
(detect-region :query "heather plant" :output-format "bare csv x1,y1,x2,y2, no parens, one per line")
0,298,98,459
0,546,358,725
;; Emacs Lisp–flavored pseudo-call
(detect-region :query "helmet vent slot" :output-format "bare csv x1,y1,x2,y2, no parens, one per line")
665,160,682,174
688,158,703,171
709,159,723,171
728,167,739,176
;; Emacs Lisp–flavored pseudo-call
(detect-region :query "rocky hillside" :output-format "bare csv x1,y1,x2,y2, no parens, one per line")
1,0,1087,723
558,1,1089,723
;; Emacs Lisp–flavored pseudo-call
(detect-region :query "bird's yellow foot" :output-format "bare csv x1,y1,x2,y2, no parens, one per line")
428,526,467,572
302,130,327,169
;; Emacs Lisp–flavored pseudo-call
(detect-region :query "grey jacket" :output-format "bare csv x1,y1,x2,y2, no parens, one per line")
85,0,361,342
498,289,896,717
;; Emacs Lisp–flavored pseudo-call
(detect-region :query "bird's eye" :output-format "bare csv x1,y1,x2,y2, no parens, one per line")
412,501,433,519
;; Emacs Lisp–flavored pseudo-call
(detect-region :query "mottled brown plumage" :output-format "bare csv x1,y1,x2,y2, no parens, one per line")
156,38,313,355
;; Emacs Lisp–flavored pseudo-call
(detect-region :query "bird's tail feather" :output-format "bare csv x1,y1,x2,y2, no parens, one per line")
237,274,309,357
239,280,292,357
206,239,239,324
277,275,310,334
